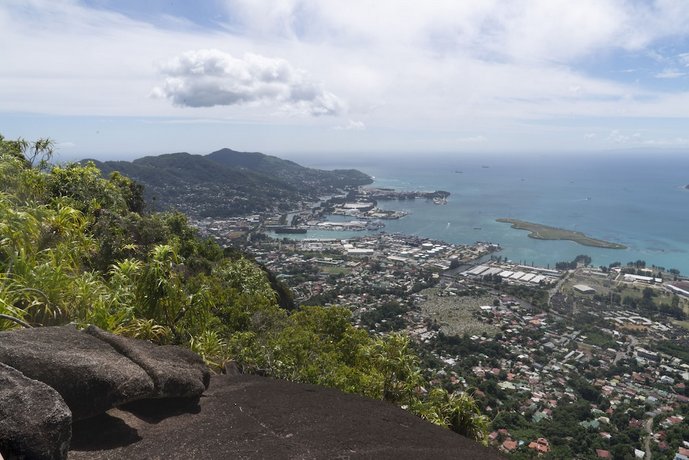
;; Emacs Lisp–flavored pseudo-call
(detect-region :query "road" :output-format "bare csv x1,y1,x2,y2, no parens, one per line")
614,336,638,364
548,269,573,305
644,417,653,460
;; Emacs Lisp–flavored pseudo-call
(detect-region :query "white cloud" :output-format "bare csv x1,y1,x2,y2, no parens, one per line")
152,49,344,116
222,0,689,63
3,0,689,154
334,120,366,130
601,130,689,146
606,130,641,144
679,53,689,67
642,137,689,146
655,68,686,79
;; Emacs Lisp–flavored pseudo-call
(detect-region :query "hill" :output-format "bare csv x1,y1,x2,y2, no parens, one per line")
86,149,372,217
1,135,493,457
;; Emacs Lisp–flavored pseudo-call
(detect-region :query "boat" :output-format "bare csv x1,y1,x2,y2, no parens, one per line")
274,227,307,234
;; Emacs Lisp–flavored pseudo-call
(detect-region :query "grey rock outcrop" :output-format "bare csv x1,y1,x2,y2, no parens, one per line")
0,325,154,420
0,363,72,460
69,374,505,460
85,325,210,398
0,325,502,459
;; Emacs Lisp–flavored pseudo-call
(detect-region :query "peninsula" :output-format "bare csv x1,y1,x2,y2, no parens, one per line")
496,218,627,249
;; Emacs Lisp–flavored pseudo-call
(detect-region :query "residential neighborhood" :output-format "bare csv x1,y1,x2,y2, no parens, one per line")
190,204,689,459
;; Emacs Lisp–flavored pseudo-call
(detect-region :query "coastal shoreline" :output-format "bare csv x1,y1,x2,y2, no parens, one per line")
496,218,627,250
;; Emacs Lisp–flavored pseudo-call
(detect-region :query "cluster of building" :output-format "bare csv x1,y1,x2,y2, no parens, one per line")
328,201,408,220
408,272,689,457
340,234,500,270
248,233,500,308
603,310,674,338
189,192,689,458
192,215,262,242
461,262,561,286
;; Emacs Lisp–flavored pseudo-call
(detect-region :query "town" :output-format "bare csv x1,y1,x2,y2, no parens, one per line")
191,194,689,460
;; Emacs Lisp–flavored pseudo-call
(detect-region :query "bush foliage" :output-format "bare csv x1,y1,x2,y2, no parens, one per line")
0,135,488,442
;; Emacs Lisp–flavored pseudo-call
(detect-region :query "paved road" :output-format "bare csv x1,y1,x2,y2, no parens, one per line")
644,417,653,460
548,269,572,305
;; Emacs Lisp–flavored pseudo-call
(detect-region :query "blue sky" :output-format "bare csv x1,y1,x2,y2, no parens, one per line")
2,0,689,161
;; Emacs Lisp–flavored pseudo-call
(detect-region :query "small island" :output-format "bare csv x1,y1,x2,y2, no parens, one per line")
496,218,627,249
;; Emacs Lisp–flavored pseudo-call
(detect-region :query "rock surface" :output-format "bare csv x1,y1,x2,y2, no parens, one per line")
85,325,210,398
69,374,505,460
0,325,211,421
1,326,499,459
0,325,154,420
0,363,72,460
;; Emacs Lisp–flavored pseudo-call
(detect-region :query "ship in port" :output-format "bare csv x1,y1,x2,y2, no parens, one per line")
273,227,308,234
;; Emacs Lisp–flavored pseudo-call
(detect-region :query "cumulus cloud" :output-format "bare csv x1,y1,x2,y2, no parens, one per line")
5,0,689,154
152,49,344,116
223,0,689,63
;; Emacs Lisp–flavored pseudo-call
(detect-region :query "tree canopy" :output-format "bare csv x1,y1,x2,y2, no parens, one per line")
0,134,488,443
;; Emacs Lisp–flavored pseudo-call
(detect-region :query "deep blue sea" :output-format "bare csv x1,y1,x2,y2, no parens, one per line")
292,152,689,274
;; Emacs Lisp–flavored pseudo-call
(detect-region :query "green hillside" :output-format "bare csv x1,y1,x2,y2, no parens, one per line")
207,148,372,189
87,148,372,217
0,134,488,444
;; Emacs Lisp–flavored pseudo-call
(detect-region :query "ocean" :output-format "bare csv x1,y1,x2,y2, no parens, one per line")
292,152,689,274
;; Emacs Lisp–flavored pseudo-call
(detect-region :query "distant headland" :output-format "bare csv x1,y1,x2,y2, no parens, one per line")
496,218,627,249
85,148,372,218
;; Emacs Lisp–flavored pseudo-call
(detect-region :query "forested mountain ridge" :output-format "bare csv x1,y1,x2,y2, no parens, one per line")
86,148,372,217
206,148,371,189
0,135,490,448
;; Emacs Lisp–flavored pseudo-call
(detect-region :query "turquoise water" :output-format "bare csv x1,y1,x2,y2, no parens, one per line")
297,152,689,273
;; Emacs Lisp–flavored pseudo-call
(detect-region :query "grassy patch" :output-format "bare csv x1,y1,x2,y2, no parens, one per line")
320,265,350,276
419,287,499,337
673,320,689,331
655,340,689,363
581,329,618,349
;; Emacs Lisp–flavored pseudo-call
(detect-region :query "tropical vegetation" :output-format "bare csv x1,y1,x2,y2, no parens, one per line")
0,134,488,443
